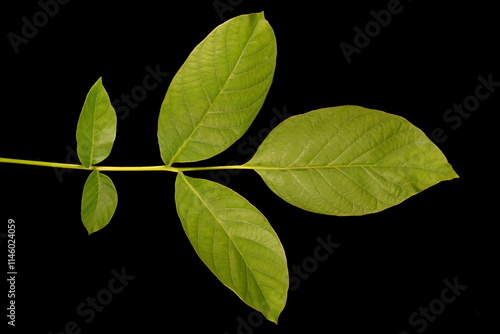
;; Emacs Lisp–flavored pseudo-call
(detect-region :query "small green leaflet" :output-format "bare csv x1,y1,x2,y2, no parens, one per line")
175,173,288,323
81,171,118,234
245,106,459,216
76,77,117,168
158,12,277,165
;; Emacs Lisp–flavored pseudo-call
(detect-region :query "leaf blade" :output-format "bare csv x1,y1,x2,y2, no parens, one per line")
158,12,277,165
245,106,459,216
175,173,288,323
81,171,118,234
76,78,117,167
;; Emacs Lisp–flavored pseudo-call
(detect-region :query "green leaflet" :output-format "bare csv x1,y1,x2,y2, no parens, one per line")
76,78,117,168
158,12,277,165
245,106,459,216
81,170,118,234
175,173,288,323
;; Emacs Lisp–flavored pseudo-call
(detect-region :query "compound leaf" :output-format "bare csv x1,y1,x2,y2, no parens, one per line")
81,170,118,234
158,12,277,165
245,106,459,216
76,78,117,168
175,173,288,323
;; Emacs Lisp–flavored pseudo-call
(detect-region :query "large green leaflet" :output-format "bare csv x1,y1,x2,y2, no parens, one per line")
81,170,118,234
245,106,459,216
175,173,288,323
76,77,117,168
158,12,277,165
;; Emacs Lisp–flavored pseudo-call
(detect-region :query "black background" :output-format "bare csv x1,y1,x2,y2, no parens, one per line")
1,1,497,333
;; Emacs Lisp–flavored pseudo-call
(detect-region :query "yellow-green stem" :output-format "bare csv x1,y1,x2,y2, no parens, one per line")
0,157,253,173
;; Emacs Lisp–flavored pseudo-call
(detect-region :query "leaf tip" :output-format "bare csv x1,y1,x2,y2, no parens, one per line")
86,227,97,236
445,162,460,180
266,312,280,325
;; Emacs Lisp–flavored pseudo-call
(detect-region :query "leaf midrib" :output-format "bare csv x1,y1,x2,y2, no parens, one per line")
88,93,105,166
245,164,449,173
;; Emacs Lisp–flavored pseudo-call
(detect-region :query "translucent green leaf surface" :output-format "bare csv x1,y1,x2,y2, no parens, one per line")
76,78,117,168
245,106,459,216
175,173,288,323
158,12,277,165
81,170,118,234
